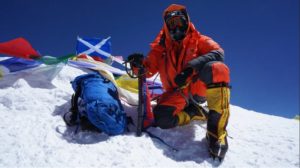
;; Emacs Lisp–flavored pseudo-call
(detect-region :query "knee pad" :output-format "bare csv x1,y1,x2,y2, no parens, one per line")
199,61,230,85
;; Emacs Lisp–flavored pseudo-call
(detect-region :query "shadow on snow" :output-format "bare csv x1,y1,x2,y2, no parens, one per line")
51,96,218,166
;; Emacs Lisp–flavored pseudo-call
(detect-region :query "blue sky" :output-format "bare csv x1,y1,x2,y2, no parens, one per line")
0,0,299,118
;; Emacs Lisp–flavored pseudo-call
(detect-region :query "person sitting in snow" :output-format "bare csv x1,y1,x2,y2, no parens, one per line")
128,4,230,160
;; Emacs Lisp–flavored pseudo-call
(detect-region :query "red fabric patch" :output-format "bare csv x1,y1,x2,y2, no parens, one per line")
142,83,155,128
212,62,230,83
91,56,104,62
157,91,187,116
0,37,40,59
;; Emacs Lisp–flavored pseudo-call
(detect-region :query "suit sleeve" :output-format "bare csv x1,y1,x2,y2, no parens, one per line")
188,35,225,72
143,31,166,78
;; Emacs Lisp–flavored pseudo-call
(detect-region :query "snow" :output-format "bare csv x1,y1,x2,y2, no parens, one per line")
0,64,299,168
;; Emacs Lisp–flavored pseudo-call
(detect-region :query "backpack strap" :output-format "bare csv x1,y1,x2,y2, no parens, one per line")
159,33,166,48
63,84,82,126
71,84,81,117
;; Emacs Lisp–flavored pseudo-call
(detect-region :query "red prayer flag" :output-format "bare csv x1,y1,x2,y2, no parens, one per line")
0,37,40,59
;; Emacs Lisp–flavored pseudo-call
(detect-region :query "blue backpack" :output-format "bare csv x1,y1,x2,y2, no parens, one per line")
69,73,127,135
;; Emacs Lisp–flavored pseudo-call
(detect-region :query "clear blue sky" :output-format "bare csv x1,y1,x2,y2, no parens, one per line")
0,0,299,118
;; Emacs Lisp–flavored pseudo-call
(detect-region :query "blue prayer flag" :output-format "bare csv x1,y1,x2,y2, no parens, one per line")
0,57,41,72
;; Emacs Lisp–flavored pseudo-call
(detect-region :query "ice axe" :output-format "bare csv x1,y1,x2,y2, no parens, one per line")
123,56,147,136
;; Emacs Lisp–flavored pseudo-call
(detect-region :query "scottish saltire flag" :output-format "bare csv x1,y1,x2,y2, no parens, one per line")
76,36,111,61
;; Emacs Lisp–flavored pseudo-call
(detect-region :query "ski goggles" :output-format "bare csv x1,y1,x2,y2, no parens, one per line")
165,10,188,31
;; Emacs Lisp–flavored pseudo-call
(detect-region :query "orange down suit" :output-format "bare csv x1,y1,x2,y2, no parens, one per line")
142,4,230,129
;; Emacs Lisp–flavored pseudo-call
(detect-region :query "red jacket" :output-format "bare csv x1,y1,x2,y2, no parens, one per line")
143,4,223,97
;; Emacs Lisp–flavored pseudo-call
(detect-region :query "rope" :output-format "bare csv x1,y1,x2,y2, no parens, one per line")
144,129,179,152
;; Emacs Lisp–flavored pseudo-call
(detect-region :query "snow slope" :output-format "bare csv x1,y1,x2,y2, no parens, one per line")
0,65,299,168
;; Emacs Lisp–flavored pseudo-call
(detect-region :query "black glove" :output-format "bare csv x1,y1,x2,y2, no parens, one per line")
174,67,194,88
127,53,144,68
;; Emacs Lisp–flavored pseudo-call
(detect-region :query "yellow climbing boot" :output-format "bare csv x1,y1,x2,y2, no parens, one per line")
176,111,191,126
177,103,208,126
